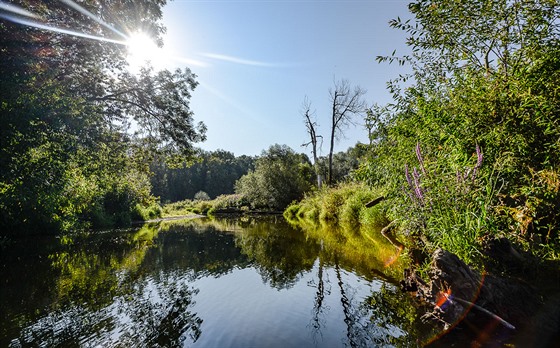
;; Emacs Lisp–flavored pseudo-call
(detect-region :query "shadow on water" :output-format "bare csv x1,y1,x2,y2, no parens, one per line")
1,216,439,347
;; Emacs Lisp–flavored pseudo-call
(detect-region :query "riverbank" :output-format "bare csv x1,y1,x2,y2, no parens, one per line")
284,182,560,345
140,213,206,224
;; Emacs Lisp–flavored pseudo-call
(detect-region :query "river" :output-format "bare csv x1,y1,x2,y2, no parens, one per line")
0,216,528,347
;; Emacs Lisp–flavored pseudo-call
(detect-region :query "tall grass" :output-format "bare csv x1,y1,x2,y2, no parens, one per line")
284,183,389,229
398,144,503,268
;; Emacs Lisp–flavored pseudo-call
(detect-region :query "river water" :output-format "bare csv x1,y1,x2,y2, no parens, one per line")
0,216,532,347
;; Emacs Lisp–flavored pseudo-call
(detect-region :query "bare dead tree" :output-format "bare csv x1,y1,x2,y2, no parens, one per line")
301,96,323,187
328,79,367,184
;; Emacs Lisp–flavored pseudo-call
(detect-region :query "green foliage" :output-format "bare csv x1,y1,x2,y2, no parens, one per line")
194,191,211,201
285,183,388,229
0,0,205,233
283,203,301,221
151,150,255,203
359,0,560,263
314,144,367,185
207,194,250,214
131,202,162,222
162,199,196,217
235,144,314,211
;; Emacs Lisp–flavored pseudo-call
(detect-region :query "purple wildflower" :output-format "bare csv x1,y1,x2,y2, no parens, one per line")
413,167,424,203
475,144,483,169
402,185,415,202
405,164,413,188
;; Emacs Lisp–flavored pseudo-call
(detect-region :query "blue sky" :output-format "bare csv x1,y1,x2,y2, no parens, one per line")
160,0,411,156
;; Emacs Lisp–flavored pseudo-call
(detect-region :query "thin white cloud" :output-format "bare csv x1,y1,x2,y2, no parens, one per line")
201,52,286,68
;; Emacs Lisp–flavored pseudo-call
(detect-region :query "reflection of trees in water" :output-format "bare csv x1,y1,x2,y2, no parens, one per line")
10,221,249,347
360,283,430,347
142,222,250,278
307,257,332,343
116,273,203,347
305,253,425,348
4,217,433,347
233,217,321,289
15,272,202,347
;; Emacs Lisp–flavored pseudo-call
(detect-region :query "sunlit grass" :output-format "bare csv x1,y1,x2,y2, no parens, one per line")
284,182,388,228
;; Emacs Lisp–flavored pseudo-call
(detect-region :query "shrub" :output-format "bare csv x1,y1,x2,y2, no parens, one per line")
131,202,162,221
194,191,211,201
285,183,386,227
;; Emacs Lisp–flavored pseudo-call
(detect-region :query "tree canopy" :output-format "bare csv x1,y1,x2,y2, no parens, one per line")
356,0,560,262
0,0,205,232
235,144,313,211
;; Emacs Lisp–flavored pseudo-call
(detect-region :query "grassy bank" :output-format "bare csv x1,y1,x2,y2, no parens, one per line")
284,183,389,229
162,194,250,217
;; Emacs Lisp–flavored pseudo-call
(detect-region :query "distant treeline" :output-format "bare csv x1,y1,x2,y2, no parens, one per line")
150,145,368,205
151,150,255,203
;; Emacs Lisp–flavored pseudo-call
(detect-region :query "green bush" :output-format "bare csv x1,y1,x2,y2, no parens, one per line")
360,203,390,229
131,202,162,221
162,199,195,217
340,187,378,227
208,194,248,214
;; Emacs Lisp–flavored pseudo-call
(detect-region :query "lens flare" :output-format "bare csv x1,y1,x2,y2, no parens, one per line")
59,0,127,39
0,12,125,45
0,1,38,19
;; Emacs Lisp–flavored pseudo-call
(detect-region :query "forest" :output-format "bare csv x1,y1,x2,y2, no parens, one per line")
2,0,560,269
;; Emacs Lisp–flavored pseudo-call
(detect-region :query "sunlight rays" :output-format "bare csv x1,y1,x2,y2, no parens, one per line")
0,0,287,72
0,1,126,45
0,1,38,19
59,0,127,39
0,12,126,45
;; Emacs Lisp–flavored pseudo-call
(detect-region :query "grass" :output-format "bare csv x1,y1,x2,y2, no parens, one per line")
162,194,249,218
284,182,389,229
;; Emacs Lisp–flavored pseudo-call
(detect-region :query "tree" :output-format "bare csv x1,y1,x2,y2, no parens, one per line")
235,145,313,211
365,104,391,146
0,0,206,232
194,191,211,201
364,0,560,258
301,96,323,187
315,144,367,184
150,150,255,202
327,79,367,184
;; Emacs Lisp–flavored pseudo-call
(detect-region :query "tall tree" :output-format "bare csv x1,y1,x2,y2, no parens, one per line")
0,0,205,232
327,79,367,184
235,144,313,211
301,96,323,187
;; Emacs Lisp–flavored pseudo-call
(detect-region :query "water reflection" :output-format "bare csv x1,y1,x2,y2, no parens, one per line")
1,216,430,347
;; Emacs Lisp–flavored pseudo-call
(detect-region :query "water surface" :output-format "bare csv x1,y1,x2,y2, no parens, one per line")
1,217,435,347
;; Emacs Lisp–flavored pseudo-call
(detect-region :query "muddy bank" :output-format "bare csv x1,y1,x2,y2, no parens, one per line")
402,247,560,346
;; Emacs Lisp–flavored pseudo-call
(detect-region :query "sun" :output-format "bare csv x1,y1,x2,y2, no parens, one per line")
126,32,168,71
